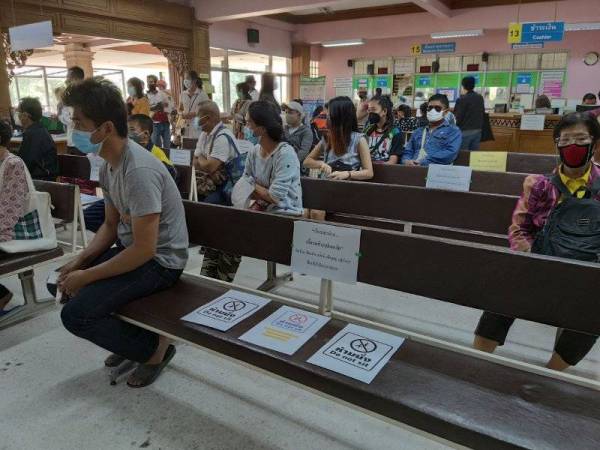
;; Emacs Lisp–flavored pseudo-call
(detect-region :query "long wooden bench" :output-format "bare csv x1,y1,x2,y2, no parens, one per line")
57,153,196,201
118,202,600,449
302,178,516,248
454,150,557,174
369,164,527,196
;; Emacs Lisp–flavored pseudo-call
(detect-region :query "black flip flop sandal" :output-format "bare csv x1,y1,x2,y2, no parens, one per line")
127,345,176,388
104,354,127,368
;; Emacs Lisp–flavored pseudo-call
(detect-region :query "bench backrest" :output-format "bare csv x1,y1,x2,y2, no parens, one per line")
182,138,197,150
301,178,516,236
58,154,91,180
454,150,557,174
370,164,527,196
183,201,600,336
33,180,76,222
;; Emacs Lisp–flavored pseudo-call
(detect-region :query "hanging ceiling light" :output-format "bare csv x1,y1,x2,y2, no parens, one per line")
431,29,484,39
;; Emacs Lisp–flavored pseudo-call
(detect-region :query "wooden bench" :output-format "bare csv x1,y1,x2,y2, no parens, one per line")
118,202,600,449
454,150,557,174
302,178,516,248
0,247,64,330
57,153,197,202
369,164,527,196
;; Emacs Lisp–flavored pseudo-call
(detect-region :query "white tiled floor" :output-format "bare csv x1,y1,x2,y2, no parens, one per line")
1,233,598,450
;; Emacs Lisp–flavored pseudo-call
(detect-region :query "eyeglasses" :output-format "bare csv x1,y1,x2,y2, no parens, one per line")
555,136,593,146
427,105,443,112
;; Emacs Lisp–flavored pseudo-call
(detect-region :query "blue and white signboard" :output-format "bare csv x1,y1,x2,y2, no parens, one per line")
519,22,564,43
421,42,456,54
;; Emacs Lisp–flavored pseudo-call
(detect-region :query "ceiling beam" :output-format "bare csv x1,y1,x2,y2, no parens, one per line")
412,0,452,18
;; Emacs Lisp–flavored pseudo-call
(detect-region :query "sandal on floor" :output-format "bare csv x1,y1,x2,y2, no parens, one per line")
104,354,127,368
126,345,176,388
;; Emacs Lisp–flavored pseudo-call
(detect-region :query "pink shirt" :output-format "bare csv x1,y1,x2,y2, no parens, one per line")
0,152,29,242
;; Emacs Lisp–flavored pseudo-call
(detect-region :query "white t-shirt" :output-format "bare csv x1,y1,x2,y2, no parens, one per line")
180,90,209,138
58,106,73,146
249,89,259,102
194,123,237,163
146,90,169,110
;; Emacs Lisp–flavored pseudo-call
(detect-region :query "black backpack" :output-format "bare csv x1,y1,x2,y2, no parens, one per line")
532,174,600,262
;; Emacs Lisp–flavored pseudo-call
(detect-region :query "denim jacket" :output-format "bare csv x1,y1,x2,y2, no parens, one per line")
401,120,462,166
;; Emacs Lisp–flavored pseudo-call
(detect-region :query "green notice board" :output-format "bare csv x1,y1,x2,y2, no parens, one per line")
484,72,510,87
435,73,460,88
352,76,370,90
460,72,482,87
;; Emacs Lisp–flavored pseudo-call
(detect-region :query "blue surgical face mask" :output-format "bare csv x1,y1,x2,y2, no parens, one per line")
243,126,259,145
71,126,105,154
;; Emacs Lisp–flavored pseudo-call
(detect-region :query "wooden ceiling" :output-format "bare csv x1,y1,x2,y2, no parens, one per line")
268,0,558,24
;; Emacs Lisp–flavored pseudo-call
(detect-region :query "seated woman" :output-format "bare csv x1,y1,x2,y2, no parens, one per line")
364,95,403,165
395,104,419,133
0,120,29,312
474,112,600,371
303,96,373,181
16,97,58,181
242,101,303,216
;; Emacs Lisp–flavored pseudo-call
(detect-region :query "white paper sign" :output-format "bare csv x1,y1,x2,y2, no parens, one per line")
80,194,101,207
87,154,104,182
520,114,546,131
9,21,54,52
170,149,192,166
426,164,472,192
239,305,330,355
307,323,405,384
181,290,270,331
291,221,361,284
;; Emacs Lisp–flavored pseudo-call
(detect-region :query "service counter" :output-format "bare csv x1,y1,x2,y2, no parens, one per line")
480,113,560,154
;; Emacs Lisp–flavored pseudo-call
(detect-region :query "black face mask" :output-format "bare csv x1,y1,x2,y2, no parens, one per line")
368,112,381,126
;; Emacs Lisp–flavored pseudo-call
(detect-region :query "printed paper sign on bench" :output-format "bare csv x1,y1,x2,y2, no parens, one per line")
239,305,330,355
170,149,192,166
307,323,405,384
426,164,472,192
469,152,508,172
181,290,270,331
291,221,361,284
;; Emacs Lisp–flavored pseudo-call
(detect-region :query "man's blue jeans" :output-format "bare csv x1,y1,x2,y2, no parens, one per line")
61,247,182,363
152,122,171,148
461,129,482,150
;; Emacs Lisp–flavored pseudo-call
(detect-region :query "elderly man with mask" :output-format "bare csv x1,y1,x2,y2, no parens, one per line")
401,93,462,167
283,101,313,171
193,101,243,282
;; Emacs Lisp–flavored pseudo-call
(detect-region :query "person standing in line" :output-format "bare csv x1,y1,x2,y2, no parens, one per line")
60,66,85,153
454,76,485,150
246,75,259,102
355,88,369,132
146,75,171,148
258,73,281,113
178,70,209,140
231,82,252,139
126,77,150,117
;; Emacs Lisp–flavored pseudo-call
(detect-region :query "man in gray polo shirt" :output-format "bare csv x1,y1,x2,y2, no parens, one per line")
58,78,188,388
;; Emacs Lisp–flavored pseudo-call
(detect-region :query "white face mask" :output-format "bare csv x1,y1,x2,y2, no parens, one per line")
14,113,22,127
183,79,192,89
427,109,444,123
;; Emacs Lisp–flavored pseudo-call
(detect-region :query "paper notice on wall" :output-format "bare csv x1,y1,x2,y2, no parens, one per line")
9,21,53,52
520,114,546,131
170,149,192,166
239,305,330,355
307,323,405,384
87,154,104,182
334,77,353,98
469,152,508,172
426,164,472,192
291,221,361,284
540,71,564,99
181,290,271,332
